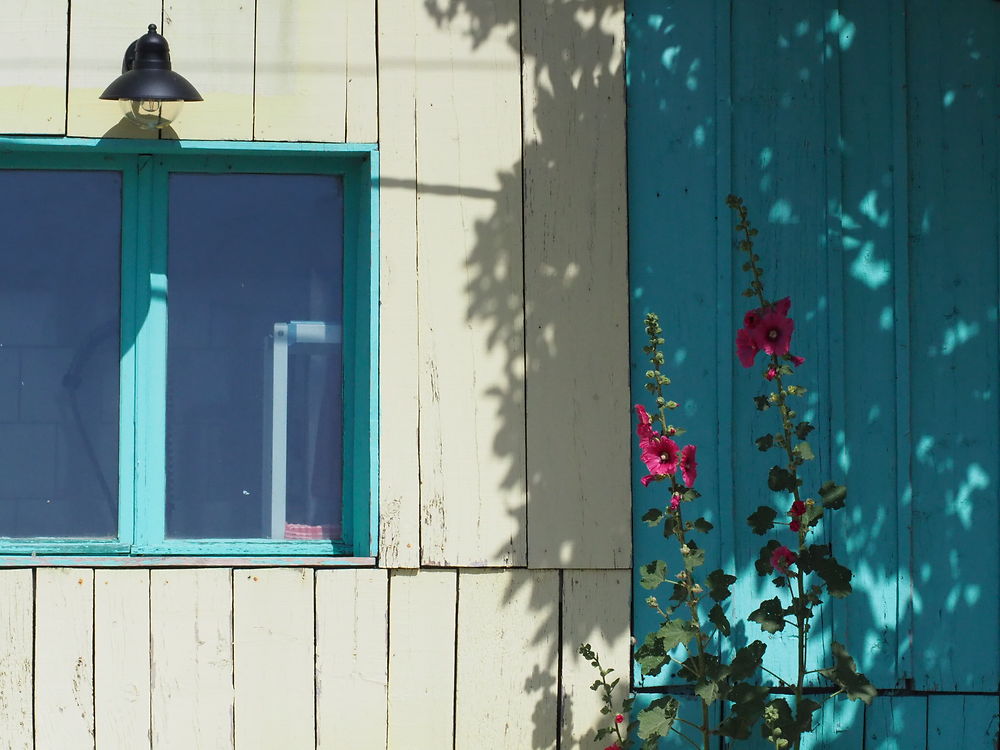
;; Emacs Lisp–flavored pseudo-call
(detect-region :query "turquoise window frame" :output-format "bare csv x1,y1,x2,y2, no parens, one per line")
0,137,379,561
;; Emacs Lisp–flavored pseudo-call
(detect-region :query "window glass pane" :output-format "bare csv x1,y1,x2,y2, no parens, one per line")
166,173,345,540
0,170,121,538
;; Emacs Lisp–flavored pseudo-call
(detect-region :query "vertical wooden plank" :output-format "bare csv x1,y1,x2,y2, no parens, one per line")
927,695,999,750
455,569,559,748
162,0,254,140
67,0,161,138
376,0,420,569
0,0,66,134
415,0,526,567
386,570,456,748
520,0,630,569
560,571,630,749
150,569,234,749
906,0,999,692
0,570,33,749
346,0,377,142
865,696,927,749
233,568,314,750
254,0,347,142
95,570,151,750
316,570,388,750
35,568,95,750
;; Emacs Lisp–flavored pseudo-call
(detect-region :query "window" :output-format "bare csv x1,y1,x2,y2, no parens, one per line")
0,140,378,559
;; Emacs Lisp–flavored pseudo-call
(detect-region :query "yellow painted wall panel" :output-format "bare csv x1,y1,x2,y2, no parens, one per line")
35,569,94,750
254,0,347,142
95,570,151,750
162,0,255,141
0,570,33,749
455,569,559,748
414,0,527,567
346,0,377,142
0,0,66,134
316,569,388,749
150,569,234,749
376,0,420,568
233,568,315,750
387,569,456,748
521,0,631,569
67,0,161,138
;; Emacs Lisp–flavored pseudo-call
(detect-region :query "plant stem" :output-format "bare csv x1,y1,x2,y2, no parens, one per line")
670,726,704,750
760,664,791,687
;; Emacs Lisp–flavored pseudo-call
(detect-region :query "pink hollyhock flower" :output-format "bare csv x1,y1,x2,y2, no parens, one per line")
680,445,697,486
736,327,760,368
789,519,801,532
770,545,797,573
790,354,806,367
615,713,625,724
765,364,778,381
744,307,763,329
635,404,655,446
773,296,791,316
670,493,682,511
640,473,665,487
752,309,795,357
789,499,806,517
604,745,622,750
642,436,679,476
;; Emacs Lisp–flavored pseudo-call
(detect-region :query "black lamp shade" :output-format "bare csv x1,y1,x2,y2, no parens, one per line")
99,24,202,102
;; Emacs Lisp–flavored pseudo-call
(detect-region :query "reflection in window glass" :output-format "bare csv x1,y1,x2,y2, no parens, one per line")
166,173,345,539
0,170,122,538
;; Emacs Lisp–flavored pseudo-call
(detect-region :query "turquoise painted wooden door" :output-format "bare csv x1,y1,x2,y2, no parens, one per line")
627,0,999,746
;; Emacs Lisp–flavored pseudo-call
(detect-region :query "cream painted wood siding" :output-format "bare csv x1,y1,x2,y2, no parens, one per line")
0,0,632,747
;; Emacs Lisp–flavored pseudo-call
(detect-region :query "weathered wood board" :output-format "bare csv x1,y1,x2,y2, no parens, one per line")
233,568,315,750
386,569,456,747
35,569,94,749
414,0,526,567
520,0,631,570
150,569,234,749
316,569,388,750
0,570,33,749
375,0,421,569
0,0,67,134
162,0,255,141
95,570,151,750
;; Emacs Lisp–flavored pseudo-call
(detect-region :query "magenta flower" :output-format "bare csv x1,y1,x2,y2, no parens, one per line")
790,354,806,367
770,545,797,574
635,404,655,446
680,445,698,486
789,499,806,516
744,308,763,329
642,435,679,476
752,309,795,357
789,519,801,532
670,493,682,511
765,364,778,381
640,473,665,488
736,327,759,368
773,296,791,316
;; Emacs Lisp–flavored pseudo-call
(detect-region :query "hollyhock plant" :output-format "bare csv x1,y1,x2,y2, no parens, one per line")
641,435,679,476
680,445,698,487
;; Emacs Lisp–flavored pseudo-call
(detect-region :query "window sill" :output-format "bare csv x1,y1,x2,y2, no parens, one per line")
0,555,378,568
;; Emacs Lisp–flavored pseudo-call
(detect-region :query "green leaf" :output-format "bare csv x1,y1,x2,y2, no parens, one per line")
709,603,731,636
796,698,822,733
747,506,778,535
768,466,798,493
593,727,612,741
795,421,814,439
754,540,781,576
800,545,853,598
667,582,687,603
663,515,678,539
641,507,664,527
634,631,668,676
683,540,706,570
819,642,877,704
793,441,815,461
639,560,668,590
819,480,848,509
637,696,679,740
695,677,721,705
729,640,767,682
692,517,714,533
755,434,774,451
748,597,787,633
801,500,824,528
706,569,737,602
717,682,770,739
753,395,771,411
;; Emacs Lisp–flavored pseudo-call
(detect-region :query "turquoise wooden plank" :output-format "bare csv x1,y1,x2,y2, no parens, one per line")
626,0,730,690
833,0,907,689
927,695,999,750
905,0,1000,692
0,137,378,155
865,695,927,750
118,155,140,547
366,150,380,558
0,555,376,567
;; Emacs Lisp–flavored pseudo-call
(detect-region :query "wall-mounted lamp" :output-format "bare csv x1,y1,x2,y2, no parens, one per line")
99,24,202,130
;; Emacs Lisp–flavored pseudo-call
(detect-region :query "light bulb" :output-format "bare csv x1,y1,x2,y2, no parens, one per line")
118,98,184,129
